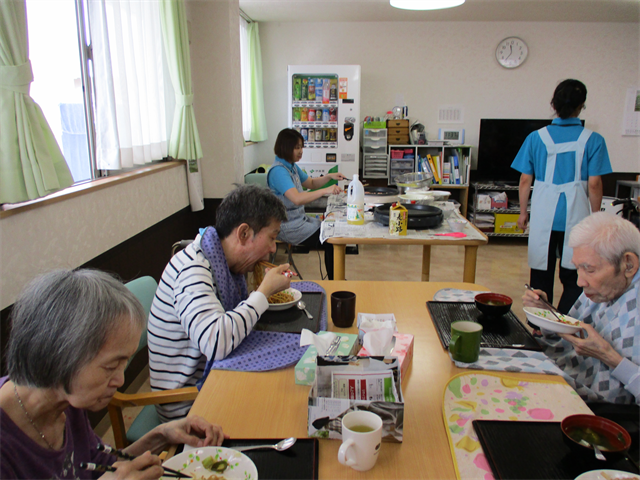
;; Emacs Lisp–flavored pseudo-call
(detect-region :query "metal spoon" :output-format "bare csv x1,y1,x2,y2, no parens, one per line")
233,437,297,452
297,301,313,319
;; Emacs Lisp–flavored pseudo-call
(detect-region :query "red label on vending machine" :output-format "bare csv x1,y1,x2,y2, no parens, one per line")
339,77,348,99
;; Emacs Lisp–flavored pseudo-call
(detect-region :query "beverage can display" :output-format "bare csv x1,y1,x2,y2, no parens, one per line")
308,128,315,141
329,106,337,122
308,78,315,101
301,107,308,122
322,108,330,122
293,77,301,101
315,128,323,141
323,129,330,141
330,79,338,101
301,78,308,101
293,107,301,122
301,128,308,142
330,128,337,142
308,108,316,122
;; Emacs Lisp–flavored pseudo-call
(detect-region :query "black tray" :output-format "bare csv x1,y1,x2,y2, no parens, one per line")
427,301,542,351
255,291,323,333
473,420,639,479
374,203,443,229
221,438,319,480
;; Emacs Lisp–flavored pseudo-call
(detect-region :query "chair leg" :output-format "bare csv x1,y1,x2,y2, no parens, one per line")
286,243,303,280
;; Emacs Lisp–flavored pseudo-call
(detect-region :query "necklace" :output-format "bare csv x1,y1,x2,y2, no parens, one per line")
13,383,56,450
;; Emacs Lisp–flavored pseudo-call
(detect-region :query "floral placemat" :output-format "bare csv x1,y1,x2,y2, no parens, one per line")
443,371,593,480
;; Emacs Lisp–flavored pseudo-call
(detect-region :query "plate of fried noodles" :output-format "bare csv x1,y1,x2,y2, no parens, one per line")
267,288,302,311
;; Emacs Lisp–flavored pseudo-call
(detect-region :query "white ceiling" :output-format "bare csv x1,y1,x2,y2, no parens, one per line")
239,0,640,23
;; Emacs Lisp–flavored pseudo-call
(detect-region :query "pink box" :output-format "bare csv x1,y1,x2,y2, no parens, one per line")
358,333,414,383
491,198,508,209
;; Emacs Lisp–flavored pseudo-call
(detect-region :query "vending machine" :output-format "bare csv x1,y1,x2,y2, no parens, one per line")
287,65,361,181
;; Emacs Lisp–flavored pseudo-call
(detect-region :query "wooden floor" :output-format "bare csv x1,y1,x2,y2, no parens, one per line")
97,236,566,444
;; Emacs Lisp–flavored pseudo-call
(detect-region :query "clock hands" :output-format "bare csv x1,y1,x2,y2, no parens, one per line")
505,44,513,60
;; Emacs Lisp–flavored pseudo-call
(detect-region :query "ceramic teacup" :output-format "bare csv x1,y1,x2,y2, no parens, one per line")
449,320,483,363
338,411,382,471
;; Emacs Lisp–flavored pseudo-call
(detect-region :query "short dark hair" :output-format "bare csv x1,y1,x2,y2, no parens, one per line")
274,128,304,163
7,269,146,392
551,79,587,119
215,184,287,239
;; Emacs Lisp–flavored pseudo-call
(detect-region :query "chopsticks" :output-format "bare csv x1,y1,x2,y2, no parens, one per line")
87,444,190,479
524,283,565,323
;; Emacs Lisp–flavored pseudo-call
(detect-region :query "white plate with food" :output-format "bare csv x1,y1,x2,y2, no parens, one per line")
162,446,258,480
267,287,302,311
523,307,582,334
575,469,640,480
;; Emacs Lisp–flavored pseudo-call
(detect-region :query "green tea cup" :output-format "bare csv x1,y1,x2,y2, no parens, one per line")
449,321,483,363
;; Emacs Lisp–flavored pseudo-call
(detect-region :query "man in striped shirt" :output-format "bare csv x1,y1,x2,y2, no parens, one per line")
148,185,291,420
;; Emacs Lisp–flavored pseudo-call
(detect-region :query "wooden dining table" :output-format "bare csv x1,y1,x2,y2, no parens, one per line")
326,224,488,283
187,280,555,479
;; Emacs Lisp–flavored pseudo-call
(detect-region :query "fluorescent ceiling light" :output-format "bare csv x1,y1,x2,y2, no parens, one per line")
390,0,465,10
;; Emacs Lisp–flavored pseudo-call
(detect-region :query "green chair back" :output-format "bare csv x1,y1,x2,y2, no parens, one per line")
244,172,268,187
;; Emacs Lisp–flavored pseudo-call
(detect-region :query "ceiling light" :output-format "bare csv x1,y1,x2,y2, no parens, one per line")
390,0,465,10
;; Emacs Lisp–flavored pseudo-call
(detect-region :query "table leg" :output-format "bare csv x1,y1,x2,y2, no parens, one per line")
333,244,346,280
463,245,478,283
421,245,431,282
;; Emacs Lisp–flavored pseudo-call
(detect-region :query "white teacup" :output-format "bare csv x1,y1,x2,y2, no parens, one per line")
337,411,382,471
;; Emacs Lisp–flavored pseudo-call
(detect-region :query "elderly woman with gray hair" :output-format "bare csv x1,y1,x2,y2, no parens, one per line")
0,269,225,479
524,212,640,405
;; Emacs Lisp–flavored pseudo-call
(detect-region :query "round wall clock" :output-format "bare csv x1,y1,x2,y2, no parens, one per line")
496,37,528,69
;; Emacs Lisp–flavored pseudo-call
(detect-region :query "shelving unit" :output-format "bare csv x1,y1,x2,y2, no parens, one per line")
469,182,531,237
362,127,388,179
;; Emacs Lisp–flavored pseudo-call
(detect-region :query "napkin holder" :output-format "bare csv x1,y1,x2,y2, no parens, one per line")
358,333,414,384
307,356,404,443
294,331,359,385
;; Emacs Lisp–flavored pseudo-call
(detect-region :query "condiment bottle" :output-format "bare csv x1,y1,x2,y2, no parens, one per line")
347,174,365,225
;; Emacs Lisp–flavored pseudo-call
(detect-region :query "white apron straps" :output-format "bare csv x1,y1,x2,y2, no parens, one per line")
528,127,592,270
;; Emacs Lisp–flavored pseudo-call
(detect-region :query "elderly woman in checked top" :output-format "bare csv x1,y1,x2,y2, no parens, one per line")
0,269,226,480
523,212,640,405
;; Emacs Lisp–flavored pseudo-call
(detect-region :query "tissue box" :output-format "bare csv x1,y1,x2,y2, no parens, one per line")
295,332,359,385
307,356,404,442
488,191,508,209
477,194,492,210
356,313,397,344
358,333,414,383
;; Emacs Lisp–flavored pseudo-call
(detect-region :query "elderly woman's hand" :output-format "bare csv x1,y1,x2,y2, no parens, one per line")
101,452,163,479
522,287,549,310
160,415,227,448
559,323,624,369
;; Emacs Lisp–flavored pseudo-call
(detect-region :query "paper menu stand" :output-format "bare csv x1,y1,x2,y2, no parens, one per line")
307,356,404,443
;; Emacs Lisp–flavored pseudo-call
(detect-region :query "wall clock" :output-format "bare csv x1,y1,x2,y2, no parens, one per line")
496,37,528,69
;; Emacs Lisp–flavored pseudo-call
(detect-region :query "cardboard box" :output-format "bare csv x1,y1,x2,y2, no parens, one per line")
295,332,359,385
494,213,524,234
477,194,492,210
488,191,508,209
358,333,414,384
389,203,408,236
307,356,404,442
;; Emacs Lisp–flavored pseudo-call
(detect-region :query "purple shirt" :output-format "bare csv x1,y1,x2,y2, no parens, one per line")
0,377,114,479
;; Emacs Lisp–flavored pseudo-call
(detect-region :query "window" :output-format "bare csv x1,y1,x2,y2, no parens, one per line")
25,0,171,183
238,15,267,143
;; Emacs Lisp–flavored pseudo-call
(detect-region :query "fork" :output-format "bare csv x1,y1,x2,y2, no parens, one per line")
325,336,342,355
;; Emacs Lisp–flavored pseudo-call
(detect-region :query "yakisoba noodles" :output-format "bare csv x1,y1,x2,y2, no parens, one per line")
267,290,294,304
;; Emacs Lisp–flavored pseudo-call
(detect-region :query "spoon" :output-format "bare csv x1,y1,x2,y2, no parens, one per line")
233,437,297,452
297,301,313,319
588,441,607,461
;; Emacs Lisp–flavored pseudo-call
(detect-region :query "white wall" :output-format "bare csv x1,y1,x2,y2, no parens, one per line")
251,21,640,174
0,166,189,310
186,0,246,197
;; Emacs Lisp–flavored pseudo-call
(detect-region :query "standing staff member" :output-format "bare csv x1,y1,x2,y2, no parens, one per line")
268,128,346,280
512,79,612,314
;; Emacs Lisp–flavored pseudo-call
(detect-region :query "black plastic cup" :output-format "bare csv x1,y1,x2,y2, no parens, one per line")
331,291,356,328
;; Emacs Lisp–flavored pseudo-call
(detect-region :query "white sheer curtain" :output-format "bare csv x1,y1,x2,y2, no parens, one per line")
89,0,168,170
239,16,252,141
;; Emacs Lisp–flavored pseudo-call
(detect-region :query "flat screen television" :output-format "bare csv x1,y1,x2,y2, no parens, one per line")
474,118,583,184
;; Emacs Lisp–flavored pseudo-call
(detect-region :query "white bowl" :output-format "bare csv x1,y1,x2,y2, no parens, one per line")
447,219,468,232
267,287,302,311
523,307,582,334
430,190,450,201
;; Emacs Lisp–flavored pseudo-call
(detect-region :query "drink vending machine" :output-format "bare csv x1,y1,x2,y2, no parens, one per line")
287,65,361,181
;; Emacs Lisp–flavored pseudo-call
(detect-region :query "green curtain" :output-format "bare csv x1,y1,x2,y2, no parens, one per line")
247,22,268,142
158,0,202,162
0,0,73,204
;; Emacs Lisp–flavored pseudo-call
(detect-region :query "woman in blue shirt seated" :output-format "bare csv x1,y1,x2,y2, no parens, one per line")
268,128,345,280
